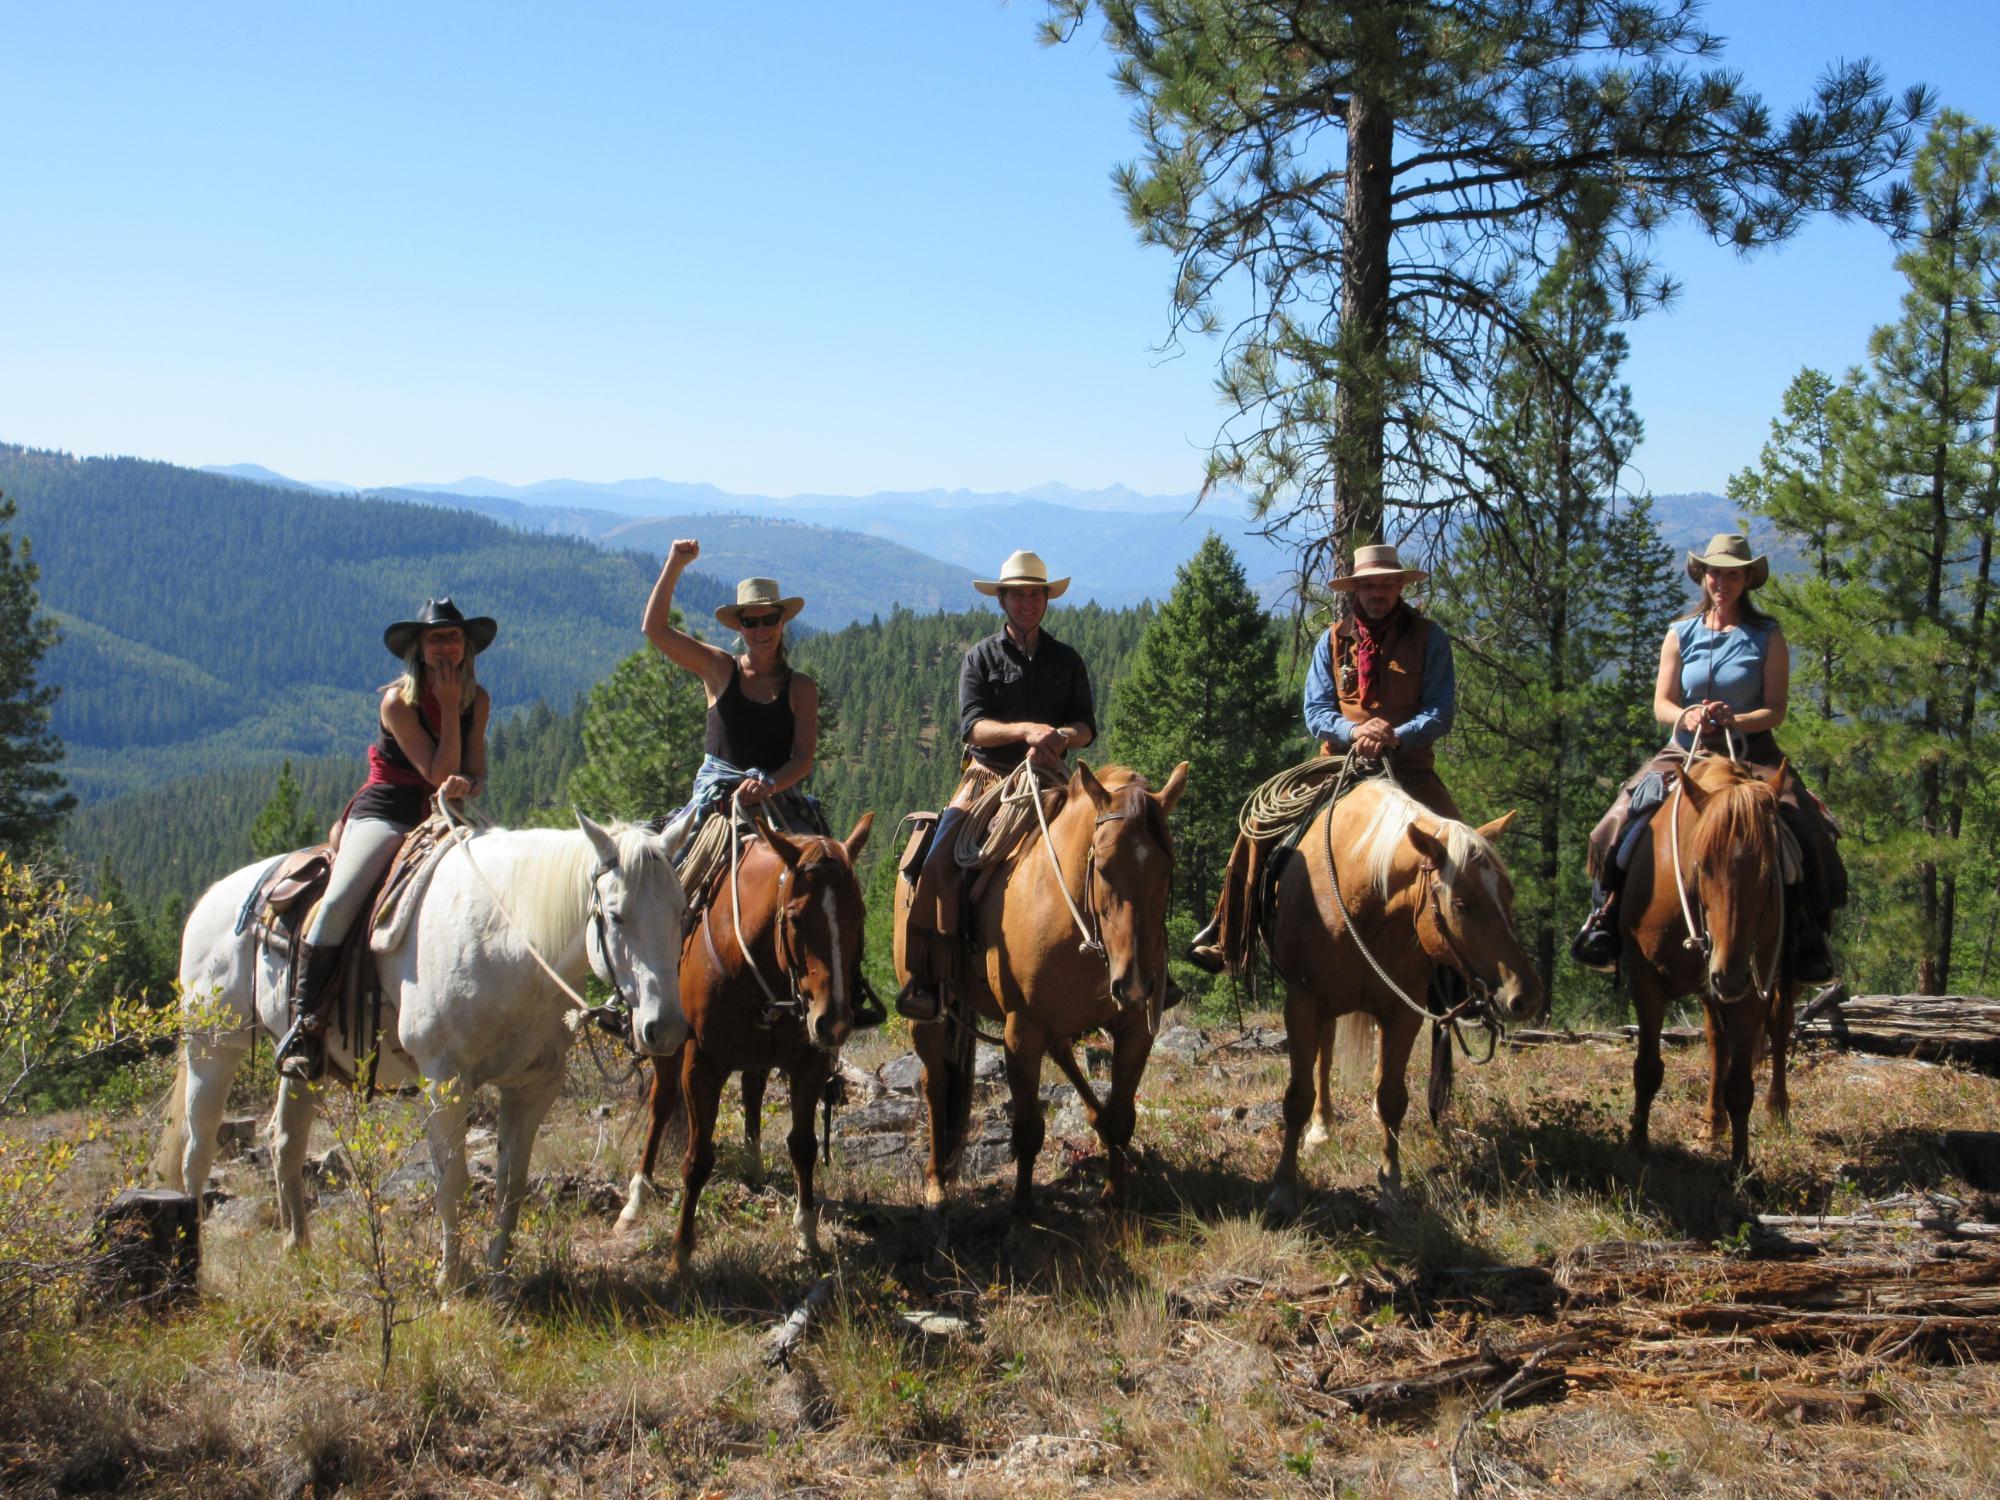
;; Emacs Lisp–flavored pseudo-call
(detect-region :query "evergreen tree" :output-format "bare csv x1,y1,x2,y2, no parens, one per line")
0,493,73,852
566,643,710,822
1434,233,1649,1000
1107,534,1298,919
249,759,322,858
1839,114,2000,992
1592,495,1686,760
1047,1,1926,566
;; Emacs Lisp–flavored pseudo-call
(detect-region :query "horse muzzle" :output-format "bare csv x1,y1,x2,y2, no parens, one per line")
632,1011,688,1057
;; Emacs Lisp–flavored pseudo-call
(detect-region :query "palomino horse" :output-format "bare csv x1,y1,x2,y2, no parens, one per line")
1265,778,1541,1216
898,762,1188,1221
159,815,686,1288
1619,755,1791,1171
616,812,874,1274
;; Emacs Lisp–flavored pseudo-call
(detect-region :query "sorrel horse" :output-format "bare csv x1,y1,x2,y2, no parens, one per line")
159,815,686,1288
1618,755,1791,1171
1264,778,1541,1216
616,812,873,1275
897,762,1188,1221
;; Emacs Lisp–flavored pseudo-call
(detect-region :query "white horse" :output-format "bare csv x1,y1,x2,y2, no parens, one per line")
158,814,686,1289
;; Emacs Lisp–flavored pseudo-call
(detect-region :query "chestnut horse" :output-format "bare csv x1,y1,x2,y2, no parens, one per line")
1618,755,1790,1171
897,762,1188,1220
1265,778,1542,1216
615,812,873,1274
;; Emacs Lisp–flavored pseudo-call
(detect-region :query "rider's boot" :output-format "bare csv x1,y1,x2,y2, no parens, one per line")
1569,880,1621,974
1185,910,1227,975
276,941,342,1081
897,807,967,1022
1787,887,1838,986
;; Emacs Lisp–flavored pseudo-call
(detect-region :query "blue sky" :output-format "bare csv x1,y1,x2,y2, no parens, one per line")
2,2,1994,500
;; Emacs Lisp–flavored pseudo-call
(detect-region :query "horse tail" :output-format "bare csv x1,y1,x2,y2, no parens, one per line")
152,1052,190,1191
1333,1012,1376,1091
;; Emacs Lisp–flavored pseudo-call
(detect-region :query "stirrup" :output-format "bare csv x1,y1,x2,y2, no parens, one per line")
895,981,941,1023
1569,913,1619,975
276,1029,325,1082
1184,942,1226,976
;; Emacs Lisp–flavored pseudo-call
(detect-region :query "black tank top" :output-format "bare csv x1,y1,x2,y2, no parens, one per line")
349,693,477,829
704,662,795,773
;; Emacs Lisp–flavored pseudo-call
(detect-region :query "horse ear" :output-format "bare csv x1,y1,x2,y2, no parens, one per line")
1475,810,1517,842
1677,770,1710,814
1768,758,1788,796
1406,822,1449,870
1155,761,1191,814
1072,761,1111,811
843,812,875,862
576,810,621,869
761,820,805,870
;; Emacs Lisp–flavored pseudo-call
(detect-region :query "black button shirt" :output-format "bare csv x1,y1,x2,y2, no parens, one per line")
958,627,1098,772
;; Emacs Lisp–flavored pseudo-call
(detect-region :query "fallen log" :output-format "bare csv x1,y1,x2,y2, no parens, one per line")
1795,992,2000,1072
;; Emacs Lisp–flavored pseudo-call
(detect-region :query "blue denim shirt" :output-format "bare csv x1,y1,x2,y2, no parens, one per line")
1302,620,1457,749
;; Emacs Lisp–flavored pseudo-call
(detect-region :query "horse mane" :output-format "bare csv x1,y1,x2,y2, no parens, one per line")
463,821,669,956
1354,779,1494,900
1685,760,1779,873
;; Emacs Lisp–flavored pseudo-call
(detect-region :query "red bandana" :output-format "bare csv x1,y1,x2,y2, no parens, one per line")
1351,602,1413,703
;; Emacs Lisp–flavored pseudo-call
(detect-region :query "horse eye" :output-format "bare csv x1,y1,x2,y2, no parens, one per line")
1452,897,1471,913
608,910,624,926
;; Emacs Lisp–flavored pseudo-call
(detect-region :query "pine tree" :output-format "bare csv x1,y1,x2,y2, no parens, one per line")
1107,533,1299,919
1738,113,2000,992
249,759,323,858
1047,1,1925,565
566,644,710,822
0,493,73,853
1434,233,1650,1000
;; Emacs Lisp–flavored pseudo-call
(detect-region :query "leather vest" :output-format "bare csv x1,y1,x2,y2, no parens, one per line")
1330,614,1436,771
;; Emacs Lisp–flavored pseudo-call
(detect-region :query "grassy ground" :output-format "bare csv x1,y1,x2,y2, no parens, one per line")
4,1012,1999,1498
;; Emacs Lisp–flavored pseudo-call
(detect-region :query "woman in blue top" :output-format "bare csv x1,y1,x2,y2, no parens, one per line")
1572,534,1845,981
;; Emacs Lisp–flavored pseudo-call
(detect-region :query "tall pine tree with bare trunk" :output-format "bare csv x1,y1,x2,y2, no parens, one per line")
1045,0,1927,572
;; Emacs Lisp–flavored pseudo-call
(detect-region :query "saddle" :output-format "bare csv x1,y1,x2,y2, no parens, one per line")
245,814,457,1090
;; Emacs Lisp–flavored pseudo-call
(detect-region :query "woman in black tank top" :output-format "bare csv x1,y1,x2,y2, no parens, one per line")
641,540,820,810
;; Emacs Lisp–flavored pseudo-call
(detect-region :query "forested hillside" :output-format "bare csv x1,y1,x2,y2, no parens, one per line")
66,603,1156,913
0,445,730,800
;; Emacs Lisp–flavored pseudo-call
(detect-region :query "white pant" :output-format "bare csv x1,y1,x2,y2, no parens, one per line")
304,817,406,947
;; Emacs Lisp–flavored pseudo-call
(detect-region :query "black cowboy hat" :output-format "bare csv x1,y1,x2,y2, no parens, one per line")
383,597,499,659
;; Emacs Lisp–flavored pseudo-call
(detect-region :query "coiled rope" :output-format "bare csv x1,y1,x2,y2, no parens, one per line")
952,760,1103,956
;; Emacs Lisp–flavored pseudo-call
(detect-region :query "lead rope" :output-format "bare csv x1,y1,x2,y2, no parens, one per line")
435,792,597,1028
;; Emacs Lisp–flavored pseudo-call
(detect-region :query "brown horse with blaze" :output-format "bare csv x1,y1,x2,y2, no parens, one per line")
1619,755,1790,1172
617,809,874,1275
897,761,1188,1222
1265,778,1542,1216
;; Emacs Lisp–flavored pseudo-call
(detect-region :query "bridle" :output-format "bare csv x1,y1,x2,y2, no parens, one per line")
1666,758,1785,1004
1078,800,1174,1033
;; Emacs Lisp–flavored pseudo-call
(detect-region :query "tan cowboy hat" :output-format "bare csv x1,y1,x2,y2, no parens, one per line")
973,548,1070,599
1686,533,1769,588
1328,543,1428,592
714,577,805,630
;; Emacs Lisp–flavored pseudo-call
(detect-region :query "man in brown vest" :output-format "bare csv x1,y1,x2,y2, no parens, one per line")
1187,542,1458,973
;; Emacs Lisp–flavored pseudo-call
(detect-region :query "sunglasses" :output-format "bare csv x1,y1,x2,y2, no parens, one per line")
737,611,783,630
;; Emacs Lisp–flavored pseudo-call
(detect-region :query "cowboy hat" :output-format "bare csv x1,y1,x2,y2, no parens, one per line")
972,549,1070,599
1328,543,1428,592
714,577,806,630
1685,533,1769,588
383,597,498,658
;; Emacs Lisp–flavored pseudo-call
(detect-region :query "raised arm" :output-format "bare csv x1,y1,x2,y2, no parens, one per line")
642,539,735,699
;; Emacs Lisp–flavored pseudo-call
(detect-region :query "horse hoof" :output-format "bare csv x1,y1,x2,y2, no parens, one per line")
923,1181,947,1210
1304,1120,1330,1150
615,1173,657,1235
1264,1185,1298,1223
669,1244,691,1279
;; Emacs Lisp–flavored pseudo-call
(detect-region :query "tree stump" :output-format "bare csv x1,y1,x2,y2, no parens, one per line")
90,1188,199,1309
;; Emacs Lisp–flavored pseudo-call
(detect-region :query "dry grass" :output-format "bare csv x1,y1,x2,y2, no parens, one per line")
3,1015,1998,1496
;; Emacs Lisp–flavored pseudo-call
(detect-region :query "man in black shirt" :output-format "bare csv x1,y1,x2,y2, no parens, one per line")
898,550,1097,1020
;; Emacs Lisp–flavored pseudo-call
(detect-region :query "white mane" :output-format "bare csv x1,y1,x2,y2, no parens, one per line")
454,821,671,955
1354,779,1495,900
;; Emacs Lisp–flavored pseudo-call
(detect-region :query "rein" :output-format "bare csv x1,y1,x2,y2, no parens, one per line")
999,761,1105,958
726,791,797,1021
1317,753,1501,1060
1665,747,1786,1005
436,793,612,1032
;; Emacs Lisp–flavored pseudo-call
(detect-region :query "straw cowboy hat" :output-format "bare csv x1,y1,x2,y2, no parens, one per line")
1686,533,1770,588
714,577,806,630
383,597,498,658
1328,543,1428,592
973,549,1070,599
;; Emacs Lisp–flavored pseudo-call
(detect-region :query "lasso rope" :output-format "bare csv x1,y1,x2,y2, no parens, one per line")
953,760,1103,957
